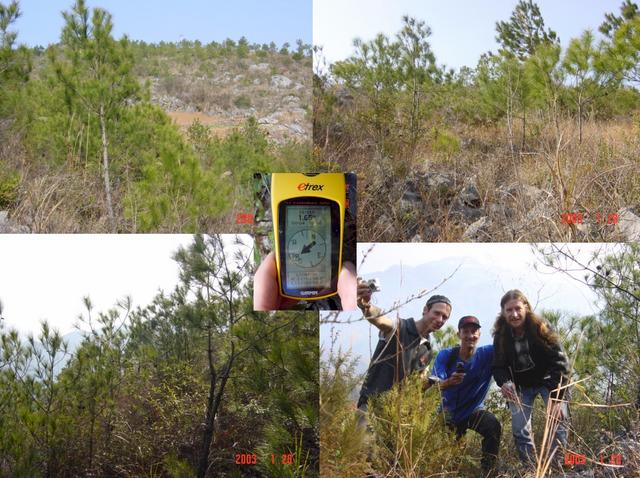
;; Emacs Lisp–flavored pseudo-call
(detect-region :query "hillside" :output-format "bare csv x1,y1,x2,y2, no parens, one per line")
0,2,312,233
130,41,311,143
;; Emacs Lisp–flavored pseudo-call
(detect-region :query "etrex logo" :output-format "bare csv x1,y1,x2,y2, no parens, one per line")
297,182,324,191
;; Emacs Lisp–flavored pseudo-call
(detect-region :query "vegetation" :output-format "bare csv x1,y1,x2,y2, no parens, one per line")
320,243,640,477
0,235,319,477
314,1,640,242
0,0,311,232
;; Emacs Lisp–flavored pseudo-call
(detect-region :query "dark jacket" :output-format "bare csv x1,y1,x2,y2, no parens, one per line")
357,318,431,408
492,324,569,398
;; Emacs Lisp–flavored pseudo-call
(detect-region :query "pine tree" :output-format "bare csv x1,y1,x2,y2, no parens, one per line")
601,1,640,86
599,0,639,39
169,235,250,478
0,0,30,113
494,0,558,148
524,42,564,134
49,0,140,230
563,30,621,142
397,15,437,149
495,0,559,61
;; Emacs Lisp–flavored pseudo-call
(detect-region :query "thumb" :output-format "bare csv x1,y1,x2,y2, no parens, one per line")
338,261,357,310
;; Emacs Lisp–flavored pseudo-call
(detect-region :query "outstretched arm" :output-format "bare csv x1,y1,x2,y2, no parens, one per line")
357,278,394,336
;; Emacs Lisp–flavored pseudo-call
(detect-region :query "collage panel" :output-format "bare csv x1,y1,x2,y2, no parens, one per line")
0,0,312,233
252,172,357,311
2,0,640,477
313,0,640,243
320,242,640,477
0,234,320,477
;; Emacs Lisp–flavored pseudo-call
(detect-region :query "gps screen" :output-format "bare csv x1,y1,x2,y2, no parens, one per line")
284,204,332,291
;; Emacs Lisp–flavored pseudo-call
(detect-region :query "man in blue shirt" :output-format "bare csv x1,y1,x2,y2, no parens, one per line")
432,315,501,475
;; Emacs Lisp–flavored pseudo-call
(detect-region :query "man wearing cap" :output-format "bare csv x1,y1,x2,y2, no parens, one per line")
431,316,501,476
356,279,452,414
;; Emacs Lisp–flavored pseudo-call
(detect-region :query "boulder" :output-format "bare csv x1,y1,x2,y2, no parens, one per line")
618,207,640,241
400,188,422,209
451,200,484,222
282,95,301,106
458,183,482,208
284,123,305,135
0,211,29,233
462,216,491,241
410,172,455,196
249,63,270,71
258,113,280,125
270,75,292,88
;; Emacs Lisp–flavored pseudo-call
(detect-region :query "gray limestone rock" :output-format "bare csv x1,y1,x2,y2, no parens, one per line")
458,183,482,208
270,75,293,88
618,207,640,241
462,216,491,241
451,199,484,222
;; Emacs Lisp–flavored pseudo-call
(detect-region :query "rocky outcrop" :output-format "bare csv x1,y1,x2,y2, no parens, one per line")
618,206,640,241
0,211,29,233
147,55,311,144
270,75,293,88
462,216,491,241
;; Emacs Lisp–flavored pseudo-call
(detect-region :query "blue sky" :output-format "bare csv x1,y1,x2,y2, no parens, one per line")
314,0,623,70
13,0,311,47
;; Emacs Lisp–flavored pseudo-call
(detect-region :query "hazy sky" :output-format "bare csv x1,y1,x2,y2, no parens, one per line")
314,0,620,71
0,235,252,337
13,0,311,47
321,242,614,372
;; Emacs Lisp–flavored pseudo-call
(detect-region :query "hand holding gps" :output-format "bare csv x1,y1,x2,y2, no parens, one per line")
271,173,346,301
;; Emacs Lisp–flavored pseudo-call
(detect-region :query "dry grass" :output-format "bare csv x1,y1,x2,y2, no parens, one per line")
322,114,640,242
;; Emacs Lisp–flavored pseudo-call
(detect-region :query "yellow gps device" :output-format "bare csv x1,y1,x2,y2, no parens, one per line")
271,173,346,300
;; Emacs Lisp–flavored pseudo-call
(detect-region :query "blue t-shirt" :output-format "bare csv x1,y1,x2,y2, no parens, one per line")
433,344,494,424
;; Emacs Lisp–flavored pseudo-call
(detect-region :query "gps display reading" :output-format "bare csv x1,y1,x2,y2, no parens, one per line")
284,205,332,291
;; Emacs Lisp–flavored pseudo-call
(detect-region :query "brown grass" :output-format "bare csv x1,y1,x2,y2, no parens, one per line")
322,114,640,242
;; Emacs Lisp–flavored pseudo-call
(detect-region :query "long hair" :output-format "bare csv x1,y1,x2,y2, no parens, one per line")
492,289,559,350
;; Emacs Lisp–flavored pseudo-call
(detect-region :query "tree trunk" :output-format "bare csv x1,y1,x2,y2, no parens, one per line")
410,75,419,149
197,336,235,478
578,102,583,144
99,105,115,230
506,93,515,158
521,107,526,151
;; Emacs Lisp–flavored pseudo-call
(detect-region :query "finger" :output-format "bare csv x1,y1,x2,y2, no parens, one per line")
338,261,357,310
253,252,288,310
357,283,372,298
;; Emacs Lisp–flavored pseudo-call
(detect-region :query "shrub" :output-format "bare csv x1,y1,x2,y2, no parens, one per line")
430,126,461,159
369,375,475,477
319,349,369,478
0,170,20,208
233,95,252,109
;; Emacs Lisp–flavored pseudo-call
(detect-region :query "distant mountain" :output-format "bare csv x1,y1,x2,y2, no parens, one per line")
62,330,85,354
24,330,85,377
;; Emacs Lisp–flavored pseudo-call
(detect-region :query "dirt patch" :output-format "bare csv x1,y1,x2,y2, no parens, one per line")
166,111,240,136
